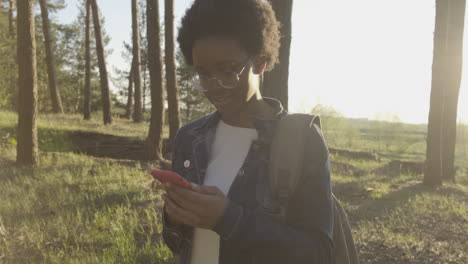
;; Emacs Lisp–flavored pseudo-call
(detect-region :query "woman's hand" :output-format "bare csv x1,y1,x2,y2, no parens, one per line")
162,182,229,229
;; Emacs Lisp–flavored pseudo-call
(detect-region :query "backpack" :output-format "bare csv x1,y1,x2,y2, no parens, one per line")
268,113,360,264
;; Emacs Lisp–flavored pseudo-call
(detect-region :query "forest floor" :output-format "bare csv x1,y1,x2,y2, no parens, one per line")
0,111,467,264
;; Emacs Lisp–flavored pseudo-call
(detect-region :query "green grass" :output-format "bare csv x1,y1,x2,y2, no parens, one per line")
331,160,467,264
351,186,467,264
0,110,168,140
0,111,174,263
324,118,468,169
0,151,175,264
1,111,467,263
0,111,170,156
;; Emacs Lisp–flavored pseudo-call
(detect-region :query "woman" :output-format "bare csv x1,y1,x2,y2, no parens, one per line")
160,0,333,263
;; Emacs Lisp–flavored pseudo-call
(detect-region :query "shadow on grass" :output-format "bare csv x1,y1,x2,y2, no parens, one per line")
346,182,466,223
378,151,424,161
0,126,172,162
0,162,42,183
332,180,369,199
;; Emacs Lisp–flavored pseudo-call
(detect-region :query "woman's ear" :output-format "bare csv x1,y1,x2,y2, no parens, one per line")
252,57,267,75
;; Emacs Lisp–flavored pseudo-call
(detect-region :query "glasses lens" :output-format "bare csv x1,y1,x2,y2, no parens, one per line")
218,74,237,89
191,68,243,91
191,75,207,92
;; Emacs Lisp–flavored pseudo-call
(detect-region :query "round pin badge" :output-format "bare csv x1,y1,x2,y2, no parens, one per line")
183,160,191,168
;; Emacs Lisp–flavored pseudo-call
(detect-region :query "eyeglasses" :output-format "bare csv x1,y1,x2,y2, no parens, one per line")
190,59,250,92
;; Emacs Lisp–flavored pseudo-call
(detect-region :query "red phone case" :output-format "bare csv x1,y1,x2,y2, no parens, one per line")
151,169,192,190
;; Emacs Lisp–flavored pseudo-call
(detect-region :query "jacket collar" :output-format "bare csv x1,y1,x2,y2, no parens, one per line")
186,97,287,185
189,97,288,143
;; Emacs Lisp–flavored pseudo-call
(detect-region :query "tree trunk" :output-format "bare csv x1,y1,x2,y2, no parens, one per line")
262,0,293,110
165,0,180,152
8,0,15,38
425,0,449,186
146,0,165,161
16,0,38,166
75,80,82,112
125,61,134,119
83,0,92,120
132,0,143,122
90,0,112,125
39,0,64,114
186,103,191,123
441,0,466,183
143,66,147,113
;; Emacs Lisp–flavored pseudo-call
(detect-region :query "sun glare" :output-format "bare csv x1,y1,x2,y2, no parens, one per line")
289,0,467,124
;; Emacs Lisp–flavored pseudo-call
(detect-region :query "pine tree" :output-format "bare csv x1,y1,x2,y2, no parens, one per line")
262,0,293,110
83,0,92,119
89,0,112,124
146,0,165,160
16,0,38,166
132,0,143,122
39,0,64,114
164,0,180,151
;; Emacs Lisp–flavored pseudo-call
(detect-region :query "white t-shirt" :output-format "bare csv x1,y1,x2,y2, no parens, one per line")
190,119,258,264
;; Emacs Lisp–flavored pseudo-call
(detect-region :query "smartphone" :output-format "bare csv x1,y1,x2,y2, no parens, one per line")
151,169,193,190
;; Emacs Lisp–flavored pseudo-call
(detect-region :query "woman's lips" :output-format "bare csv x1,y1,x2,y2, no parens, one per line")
211,93,231,106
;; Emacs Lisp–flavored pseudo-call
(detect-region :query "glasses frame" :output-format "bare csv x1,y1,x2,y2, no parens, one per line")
191,58,251,92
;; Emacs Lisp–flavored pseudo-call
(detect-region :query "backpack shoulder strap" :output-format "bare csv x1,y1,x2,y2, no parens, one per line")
269,113,321,214
269,114,360,263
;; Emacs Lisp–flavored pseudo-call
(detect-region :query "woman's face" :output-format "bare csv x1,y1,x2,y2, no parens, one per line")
192,35,260,116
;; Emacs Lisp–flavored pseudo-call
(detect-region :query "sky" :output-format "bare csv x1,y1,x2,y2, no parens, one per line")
56,0,468,124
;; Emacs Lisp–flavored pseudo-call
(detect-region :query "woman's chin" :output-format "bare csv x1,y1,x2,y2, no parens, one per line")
214,104,229,114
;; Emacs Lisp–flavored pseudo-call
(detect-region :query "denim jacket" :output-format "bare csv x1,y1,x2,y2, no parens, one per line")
162,97,334,264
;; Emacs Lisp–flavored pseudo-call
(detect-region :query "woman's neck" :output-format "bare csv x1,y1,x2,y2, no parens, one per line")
221,95,277,128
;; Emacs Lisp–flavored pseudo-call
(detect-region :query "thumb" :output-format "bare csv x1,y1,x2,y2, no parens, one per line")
191,183,221,195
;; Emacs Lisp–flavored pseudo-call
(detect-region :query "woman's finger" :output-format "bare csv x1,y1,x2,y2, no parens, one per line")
191,184,222,195
164,195,191,225
167,183,205,206
166,187,204,213
164,194,201,227
151,179,164,191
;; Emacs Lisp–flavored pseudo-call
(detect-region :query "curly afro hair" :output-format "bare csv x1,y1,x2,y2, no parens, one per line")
177,0,281,71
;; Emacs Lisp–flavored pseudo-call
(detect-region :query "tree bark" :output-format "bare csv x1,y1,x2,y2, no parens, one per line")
262,0,293,110
146,0,165,160
89,0,112,125
143,66,147,113
16,0,38,166
132,0,143,122
441,0,466,182
39,0,64,114
8,0,15,38
186,103,191,123
125,61,134,119
165,0,180,152
425,0,449,186
83,0,92,120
